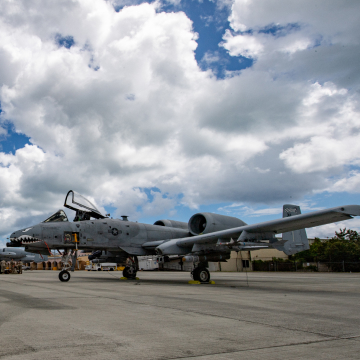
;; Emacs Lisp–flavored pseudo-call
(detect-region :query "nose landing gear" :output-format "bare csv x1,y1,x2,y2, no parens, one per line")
58,248,75,282
59,270,71,282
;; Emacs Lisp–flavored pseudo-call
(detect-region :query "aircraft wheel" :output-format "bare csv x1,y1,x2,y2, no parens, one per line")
123,266,136,279
193,268,210,283
59,270,71,282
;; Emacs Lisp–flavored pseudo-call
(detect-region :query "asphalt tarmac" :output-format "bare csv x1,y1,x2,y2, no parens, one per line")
1,270,359,359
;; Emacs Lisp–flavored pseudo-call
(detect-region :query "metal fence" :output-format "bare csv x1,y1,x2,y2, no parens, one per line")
317,261,360,272
252,261,299,272
252,261,360,272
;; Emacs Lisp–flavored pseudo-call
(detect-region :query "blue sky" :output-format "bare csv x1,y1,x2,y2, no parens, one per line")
1,0,360,245
0,122,31,154
169,0,253,77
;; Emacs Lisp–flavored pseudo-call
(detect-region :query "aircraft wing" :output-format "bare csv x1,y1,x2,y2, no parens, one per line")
156,205,360,255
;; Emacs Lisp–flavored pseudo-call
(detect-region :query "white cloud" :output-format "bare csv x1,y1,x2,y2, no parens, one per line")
228,0,360,43
201,51,220,65
239,206,282,217
324,171,360,194
280,136,360,173
222,31,264,58
0,0,360,244
278,82,360,173
306,218,360,239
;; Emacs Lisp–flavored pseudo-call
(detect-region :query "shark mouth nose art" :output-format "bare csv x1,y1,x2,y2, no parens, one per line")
10,235,43,246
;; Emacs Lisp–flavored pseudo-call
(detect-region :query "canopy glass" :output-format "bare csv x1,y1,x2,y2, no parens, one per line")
43,210,69,223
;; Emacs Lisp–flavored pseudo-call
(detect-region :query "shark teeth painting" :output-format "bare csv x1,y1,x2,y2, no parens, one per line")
10,235,42,246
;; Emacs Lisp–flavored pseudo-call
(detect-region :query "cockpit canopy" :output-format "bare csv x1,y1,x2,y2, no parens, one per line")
64,190,105,220
43,210,69,223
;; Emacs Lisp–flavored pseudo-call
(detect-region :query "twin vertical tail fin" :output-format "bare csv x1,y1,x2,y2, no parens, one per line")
274,204,309,255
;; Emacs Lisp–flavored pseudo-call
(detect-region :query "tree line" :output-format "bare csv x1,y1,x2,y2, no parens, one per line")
252,228,360,272
291,228,360,264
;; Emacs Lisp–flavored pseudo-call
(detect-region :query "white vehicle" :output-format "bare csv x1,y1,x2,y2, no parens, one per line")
138,256,159,271
85,262,117,271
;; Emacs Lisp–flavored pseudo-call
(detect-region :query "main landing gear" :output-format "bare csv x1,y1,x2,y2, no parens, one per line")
122,256,138,280
123,266,137,279
192,267,210,283
191,261,211,283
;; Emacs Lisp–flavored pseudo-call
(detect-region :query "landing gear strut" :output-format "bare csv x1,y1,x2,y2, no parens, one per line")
58,248,74,282
58,233,79,282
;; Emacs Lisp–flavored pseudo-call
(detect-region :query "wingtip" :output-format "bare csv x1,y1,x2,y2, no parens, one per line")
335,205,360,216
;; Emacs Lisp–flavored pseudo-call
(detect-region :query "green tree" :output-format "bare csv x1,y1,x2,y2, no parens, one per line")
292,229,360,271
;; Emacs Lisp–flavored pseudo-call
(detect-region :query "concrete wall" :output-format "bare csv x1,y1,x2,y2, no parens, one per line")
215,251,251,272
212,249,288,272
251,248,288,262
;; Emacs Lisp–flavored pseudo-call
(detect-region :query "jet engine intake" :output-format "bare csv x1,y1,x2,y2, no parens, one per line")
153,219,188,230
188,213,247,236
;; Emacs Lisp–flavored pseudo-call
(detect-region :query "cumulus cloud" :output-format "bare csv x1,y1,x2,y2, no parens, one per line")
222,31,264,58
324,171,360,194
0,0,360,245
279,82,360,173
223,0,360,88
306,218,360,239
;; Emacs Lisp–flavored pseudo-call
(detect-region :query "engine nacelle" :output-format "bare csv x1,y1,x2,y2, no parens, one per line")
188,213,246,236
153,219,188,230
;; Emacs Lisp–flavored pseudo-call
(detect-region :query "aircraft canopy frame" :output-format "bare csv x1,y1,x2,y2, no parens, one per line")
43,210,69,223
64,190,105,219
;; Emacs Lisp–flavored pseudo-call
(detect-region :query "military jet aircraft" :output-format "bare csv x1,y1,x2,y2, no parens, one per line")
7,190,360,282
0,247,47,263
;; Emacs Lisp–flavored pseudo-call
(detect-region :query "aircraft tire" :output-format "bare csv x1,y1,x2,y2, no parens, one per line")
193,268,210,283
59,270,71,282
123,266,136,279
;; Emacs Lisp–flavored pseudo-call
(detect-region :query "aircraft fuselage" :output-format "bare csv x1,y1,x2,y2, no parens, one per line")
9,219,190,256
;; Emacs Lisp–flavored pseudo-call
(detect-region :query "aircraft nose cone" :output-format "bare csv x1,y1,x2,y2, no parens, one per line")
8,230,21,247
8,227,42,247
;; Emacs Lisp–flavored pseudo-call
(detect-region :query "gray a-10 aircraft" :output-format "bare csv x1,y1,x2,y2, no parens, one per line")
0,247,47,263
7,190,360,282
